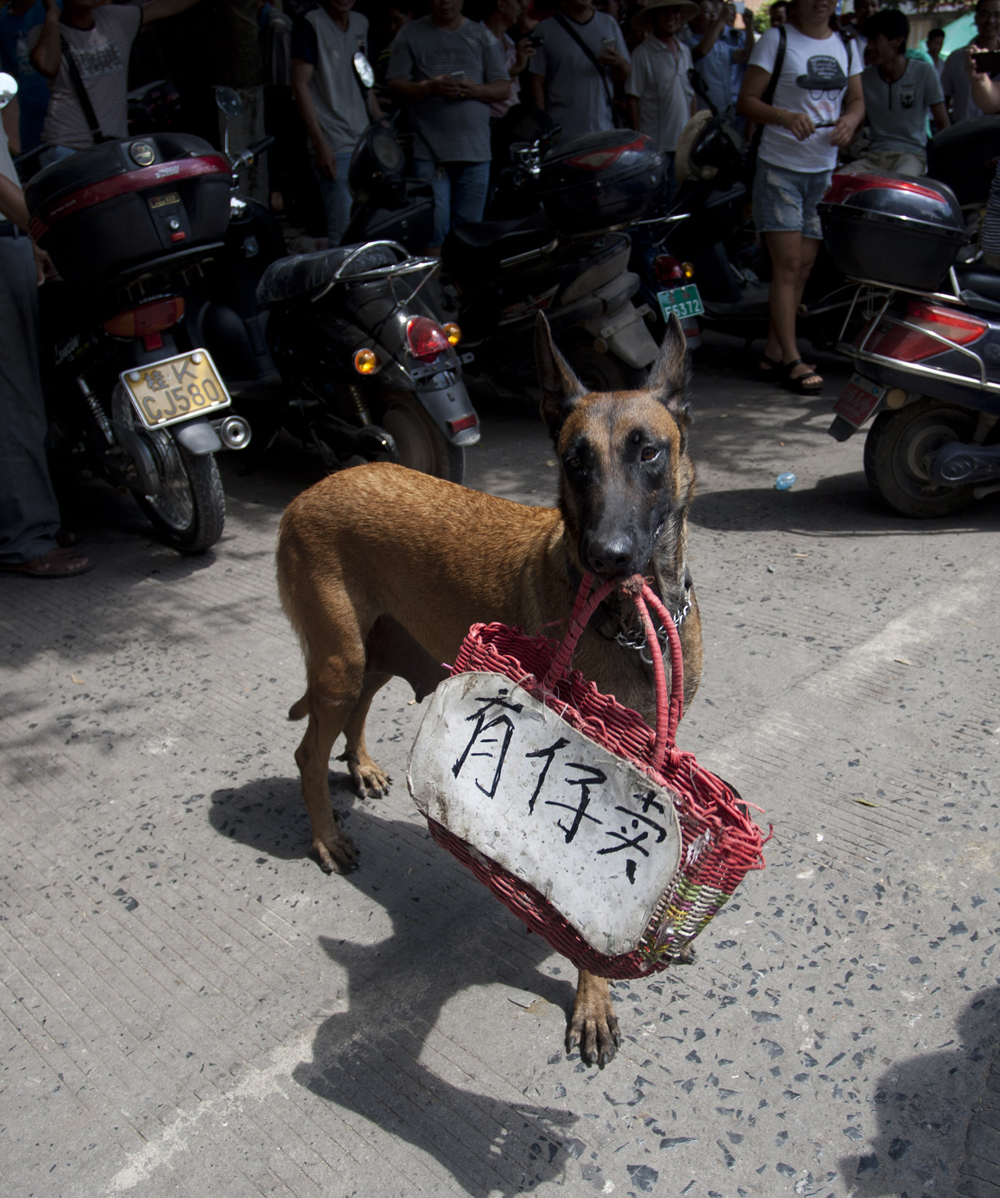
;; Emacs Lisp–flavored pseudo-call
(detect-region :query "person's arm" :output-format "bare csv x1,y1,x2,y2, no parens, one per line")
140,0,203,26
290,58,338,178
531,69,546,110
732,7,755,64
387,75,461,100
0,171,30,230
1,95,19,155
737,61,815,139
829,71,865,146
931,100,951,129
511,36,535,76
28,0,62,79
966,44,1000,113
456,77,511,102
693,8,727,61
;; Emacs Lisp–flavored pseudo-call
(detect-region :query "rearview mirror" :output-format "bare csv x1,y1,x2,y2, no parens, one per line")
215,86,243,118
0,72,17,111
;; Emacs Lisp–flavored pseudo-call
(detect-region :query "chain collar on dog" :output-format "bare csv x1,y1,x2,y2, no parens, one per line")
614,590,692,664
564,557,693,662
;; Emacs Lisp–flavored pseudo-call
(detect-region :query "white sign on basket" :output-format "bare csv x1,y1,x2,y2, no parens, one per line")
407,671,683,958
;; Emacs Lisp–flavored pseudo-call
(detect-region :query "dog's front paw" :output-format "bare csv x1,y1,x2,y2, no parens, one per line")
567,979,621,1069
339,751,391,799
313,830,359,875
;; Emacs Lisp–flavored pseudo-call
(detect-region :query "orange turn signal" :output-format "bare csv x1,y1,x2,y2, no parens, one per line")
443,322,462,347
353,347,381,375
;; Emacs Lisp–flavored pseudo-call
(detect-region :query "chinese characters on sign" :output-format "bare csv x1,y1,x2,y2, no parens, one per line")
408,673,683,957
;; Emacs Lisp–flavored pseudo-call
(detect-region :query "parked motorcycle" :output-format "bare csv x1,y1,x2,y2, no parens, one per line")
187,90,478,482
20,100,251,552
820,132,1000,518
344,120,665,393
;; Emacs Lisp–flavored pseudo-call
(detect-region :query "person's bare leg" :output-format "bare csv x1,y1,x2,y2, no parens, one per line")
765,231,822,388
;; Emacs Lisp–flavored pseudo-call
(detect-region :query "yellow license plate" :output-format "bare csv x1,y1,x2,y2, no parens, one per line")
120,350,231,429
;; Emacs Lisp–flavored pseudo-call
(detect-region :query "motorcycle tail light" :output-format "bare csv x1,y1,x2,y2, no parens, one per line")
863,302,987,363
653,254,685,283
443,322,462,346
406,316,450,362
103,296,185,338
354,347,381,375
565,137,644,171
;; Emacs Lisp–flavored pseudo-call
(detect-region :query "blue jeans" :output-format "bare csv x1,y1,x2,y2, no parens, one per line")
0,236,61,562
39,144,77,168
313,150,356,246
412,160,491,248
753,162,833,240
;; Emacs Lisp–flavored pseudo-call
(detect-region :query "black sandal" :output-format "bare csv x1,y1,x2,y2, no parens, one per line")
757,353,782,378
780,358,823,395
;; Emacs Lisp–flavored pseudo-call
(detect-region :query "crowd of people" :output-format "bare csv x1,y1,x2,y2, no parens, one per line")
2,0,1000,576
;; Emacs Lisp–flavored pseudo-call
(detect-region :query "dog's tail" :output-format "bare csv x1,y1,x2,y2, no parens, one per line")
288,694,310,721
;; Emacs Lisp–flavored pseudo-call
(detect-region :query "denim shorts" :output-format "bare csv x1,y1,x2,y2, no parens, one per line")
753,162,833,240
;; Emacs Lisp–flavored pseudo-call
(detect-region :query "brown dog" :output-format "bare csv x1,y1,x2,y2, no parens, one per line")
276,312,702,1067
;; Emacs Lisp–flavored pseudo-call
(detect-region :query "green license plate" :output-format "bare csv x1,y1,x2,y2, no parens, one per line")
657,284,704,321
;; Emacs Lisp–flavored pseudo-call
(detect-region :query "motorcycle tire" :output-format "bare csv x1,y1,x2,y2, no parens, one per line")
376,394,465,485
564,340,650,394
112,386,226,553
863,397,978,519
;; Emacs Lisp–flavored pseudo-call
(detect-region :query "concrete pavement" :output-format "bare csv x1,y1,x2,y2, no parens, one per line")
3,333,1000,1197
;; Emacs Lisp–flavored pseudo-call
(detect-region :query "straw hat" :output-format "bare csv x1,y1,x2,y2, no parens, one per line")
632,0,701,32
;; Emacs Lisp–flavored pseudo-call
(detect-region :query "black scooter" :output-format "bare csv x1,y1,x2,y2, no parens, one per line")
187,90,479,483
343,120,663,394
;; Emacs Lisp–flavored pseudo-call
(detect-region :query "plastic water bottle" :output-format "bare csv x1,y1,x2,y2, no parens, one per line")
775,472,796,490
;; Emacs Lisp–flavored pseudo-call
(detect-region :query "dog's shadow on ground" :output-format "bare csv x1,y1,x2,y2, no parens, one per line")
209,777,585,1196
839,986,1000,1197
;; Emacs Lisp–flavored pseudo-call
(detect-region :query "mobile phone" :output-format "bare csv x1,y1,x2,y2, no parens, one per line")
528,32,544,47
601,36,616,51
733,1,745,12
450,70,465,79
975,49,1000,74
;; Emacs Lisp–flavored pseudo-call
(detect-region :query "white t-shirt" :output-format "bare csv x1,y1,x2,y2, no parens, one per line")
749,24,861,173
626,33,694,153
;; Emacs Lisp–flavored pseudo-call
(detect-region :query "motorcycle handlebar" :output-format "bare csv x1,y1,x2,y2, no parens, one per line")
234,135,275,168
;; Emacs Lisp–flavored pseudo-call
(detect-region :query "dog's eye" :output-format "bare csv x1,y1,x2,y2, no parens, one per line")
640,446,660,462
566,455,583,471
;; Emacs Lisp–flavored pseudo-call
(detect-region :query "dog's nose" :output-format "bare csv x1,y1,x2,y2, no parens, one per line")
585,535,636,578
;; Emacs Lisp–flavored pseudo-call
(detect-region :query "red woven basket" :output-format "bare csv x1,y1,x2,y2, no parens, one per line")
424,573,768,979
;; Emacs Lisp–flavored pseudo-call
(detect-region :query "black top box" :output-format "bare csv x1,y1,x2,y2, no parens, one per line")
818,171,968,292
538,130,665,235
26,133,232,288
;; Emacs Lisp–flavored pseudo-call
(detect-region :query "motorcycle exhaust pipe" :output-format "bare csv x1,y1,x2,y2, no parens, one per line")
212,414,252,450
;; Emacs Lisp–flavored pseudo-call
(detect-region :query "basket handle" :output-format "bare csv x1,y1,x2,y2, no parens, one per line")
542,573,685,770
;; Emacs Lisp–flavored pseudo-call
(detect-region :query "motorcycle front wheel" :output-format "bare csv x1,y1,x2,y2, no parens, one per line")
863,397,978,519
113,386,226,552
377,394,465,485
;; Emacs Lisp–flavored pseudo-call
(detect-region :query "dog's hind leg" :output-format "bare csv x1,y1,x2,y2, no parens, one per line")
293,664,364,874
567,970,620,1068
339,671,394,798
338,615,450,799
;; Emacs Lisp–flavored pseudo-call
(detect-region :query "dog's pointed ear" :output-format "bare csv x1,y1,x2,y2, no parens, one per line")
648,312,692,443
535,311,586,439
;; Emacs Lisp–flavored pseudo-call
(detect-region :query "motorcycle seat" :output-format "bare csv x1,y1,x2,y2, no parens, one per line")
441,212,555,277
954,263,1000,313
256,244,401,307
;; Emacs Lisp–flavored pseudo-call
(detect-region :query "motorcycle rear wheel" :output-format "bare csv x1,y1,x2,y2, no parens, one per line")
113,387,226,552
863,397,978,519
377,394,465,484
